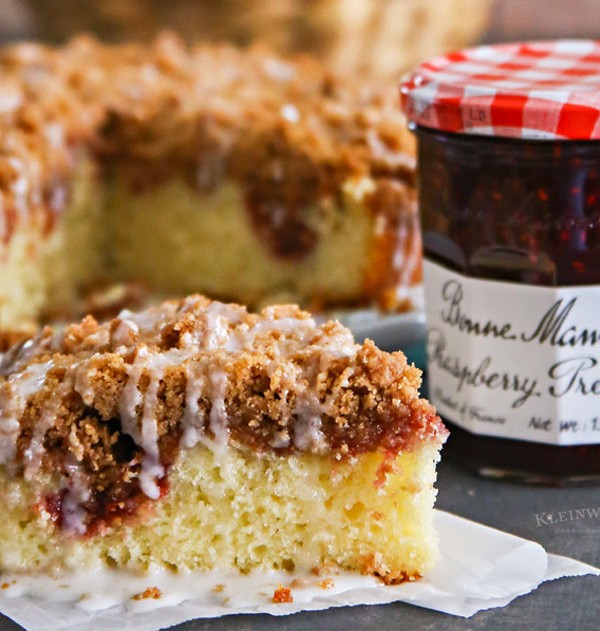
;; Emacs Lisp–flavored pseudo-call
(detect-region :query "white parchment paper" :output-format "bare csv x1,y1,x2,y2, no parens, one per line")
1,510,598,631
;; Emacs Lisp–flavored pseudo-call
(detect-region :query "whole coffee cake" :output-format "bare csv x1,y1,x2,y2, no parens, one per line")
0,33,419,332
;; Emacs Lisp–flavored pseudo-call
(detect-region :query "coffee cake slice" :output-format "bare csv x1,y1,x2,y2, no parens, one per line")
0,296,446,582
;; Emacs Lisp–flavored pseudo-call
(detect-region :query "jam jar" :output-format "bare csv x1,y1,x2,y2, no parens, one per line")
401,40,600,485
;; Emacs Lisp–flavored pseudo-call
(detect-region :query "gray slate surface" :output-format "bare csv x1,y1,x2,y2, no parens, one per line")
2,460,599,631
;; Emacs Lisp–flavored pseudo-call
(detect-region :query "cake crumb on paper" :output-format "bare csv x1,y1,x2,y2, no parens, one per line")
318,578,335,590
272,585,293,603
132,587,162,600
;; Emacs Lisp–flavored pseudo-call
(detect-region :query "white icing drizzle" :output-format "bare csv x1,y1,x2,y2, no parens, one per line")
314,327,357,361
61,462,92,535
207,367,229,447
291,358,329,454
138,371,164,500
200,301,244,351
117,345,167,500
0,386,20,466
24,373,72,480
73,362,97,407
7,156,29,215
294,420,327,452
111,318,139,348
118,345,147,443
180,363,205,449
0,360,54,467
248,315,315,339
118,304,173,335
292,393,328,453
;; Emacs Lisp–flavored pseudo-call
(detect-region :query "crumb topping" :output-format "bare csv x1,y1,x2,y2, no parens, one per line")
0,295,446,534
132,587,162,600
317,578,335,590
0,33,415,248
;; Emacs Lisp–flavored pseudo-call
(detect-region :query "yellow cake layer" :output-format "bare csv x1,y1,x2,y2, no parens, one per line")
0,442,440,580
0,155,103,331
107,175,374,306
0,172,377,330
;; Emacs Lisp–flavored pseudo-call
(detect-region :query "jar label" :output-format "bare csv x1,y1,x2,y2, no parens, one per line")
424,259,600,445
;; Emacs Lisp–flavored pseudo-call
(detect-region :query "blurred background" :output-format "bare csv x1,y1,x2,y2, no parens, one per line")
0,0,598,79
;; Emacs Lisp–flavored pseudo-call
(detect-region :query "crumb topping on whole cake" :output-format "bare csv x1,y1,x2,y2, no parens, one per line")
0,33,415,246
0,295,445,535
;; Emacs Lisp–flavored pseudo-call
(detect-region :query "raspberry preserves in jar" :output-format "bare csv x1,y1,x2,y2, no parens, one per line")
401,40,600,485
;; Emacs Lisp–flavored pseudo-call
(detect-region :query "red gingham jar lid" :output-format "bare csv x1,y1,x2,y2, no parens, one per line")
400,40,600,140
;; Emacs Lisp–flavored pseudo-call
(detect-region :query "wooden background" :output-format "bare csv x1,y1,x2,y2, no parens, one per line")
2,0,600,44
484,0,600,42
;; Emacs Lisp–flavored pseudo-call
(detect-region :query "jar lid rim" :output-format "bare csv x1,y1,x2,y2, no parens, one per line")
400,40,600,140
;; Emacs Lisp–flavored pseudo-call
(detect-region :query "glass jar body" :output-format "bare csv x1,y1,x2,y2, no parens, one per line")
417,127,600,485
